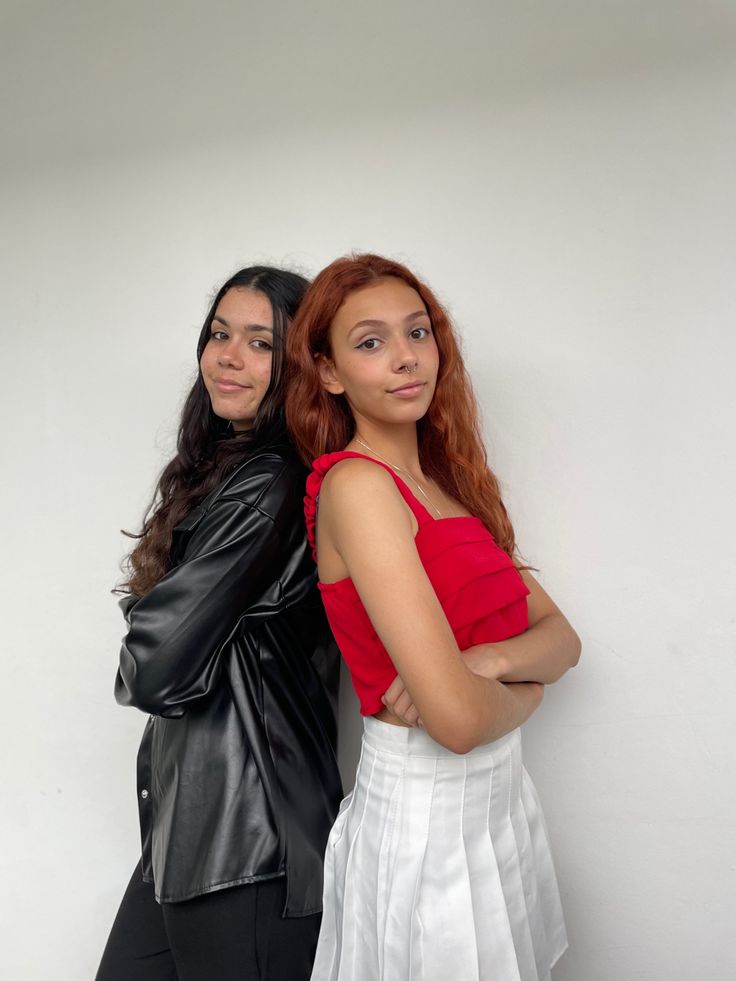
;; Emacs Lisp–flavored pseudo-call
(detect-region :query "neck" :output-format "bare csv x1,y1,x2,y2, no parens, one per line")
351,420,422,475
351,423,446,518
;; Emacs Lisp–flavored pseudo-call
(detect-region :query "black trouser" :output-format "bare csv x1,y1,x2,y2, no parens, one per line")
95,863,321,981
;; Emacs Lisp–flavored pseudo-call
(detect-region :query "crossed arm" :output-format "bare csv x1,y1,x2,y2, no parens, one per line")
318,459,562,753
382,570,581,727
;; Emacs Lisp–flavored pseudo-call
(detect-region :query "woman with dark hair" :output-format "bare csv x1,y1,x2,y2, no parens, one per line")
96,267,342,981
286,254,580,981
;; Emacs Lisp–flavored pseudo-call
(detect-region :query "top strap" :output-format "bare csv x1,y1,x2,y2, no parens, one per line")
304,451,435,558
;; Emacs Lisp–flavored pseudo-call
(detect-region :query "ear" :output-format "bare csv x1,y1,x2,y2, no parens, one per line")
316,354,345,395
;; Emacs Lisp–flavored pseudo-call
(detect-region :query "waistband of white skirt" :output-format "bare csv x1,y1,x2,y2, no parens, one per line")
362,715,520,760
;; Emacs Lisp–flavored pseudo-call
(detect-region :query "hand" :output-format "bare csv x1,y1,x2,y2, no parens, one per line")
381,674,422,727
382,647,509,726
505,680,545,717
461,643,510,682
463,648,544,727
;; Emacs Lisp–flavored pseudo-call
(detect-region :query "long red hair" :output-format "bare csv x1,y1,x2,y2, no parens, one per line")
285,254,517,557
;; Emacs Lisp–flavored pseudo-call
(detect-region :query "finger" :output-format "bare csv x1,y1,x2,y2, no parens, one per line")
382,675,406,705
393,690,414,719
405,705,420,727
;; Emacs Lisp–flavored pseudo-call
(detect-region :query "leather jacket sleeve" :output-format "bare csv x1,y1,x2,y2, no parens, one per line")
115,458,298,718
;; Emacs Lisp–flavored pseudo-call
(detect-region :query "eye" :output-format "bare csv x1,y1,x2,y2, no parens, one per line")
409,326,430,340
357,337,382,351
250,338,273,352
210,329,228,341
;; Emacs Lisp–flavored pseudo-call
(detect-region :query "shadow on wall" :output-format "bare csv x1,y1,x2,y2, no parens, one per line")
337,669,363,793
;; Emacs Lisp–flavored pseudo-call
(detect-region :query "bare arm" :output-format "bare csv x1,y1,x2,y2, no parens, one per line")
382,567,580,726
318,460,543,754
463,571,581,685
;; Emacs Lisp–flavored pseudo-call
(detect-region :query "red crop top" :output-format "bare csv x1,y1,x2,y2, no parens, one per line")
304,452,530,716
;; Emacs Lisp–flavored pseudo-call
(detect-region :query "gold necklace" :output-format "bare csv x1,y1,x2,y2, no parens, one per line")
353,436,444,518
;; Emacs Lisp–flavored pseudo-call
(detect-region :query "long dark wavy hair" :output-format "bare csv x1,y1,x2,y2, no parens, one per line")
121,266,309,597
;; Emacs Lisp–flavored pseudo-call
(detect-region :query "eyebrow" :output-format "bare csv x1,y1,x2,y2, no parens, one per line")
348,310,429,336
212,315,273,334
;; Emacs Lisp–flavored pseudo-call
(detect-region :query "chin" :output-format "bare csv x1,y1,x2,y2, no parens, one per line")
394,401,433,422
212,408,250,429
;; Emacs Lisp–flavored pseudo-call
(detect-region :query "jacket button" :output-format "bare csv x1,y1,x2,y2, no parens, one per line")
141,789,149,799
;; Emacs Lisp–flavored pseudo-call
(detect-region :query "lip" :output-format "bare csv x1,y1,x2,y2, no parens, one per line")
388,381,426,397
214,378,251,393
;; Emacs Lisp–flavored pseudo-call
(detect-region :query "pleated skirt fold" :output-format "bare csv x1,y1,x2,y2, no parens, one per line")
311,718,567,981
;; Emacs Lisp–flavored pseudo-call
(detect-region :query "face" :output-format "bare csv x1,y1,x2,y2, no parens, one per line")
319,277,439,429
200,287,274,431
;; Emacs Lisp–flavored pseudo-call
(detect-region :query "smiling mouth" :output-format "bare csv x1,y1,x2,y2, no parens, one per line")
388,381,426,394
214,378,252,391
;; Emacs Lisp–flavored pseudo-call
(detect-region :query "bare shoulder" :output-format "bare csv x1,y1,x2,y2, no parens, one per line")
319,457,416,542
320,457,401,511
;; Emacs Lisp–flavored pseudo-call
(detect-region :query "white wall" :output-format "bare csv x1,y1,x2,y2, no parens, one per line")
1,3,734,978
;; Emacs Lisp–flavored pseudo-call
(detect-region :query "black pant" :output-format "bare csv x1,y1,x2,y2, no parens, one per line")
95,863,321,981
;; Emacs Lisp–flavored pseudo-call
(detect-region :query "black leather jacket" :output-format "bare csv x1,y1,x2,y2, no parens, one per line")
115,444,342,915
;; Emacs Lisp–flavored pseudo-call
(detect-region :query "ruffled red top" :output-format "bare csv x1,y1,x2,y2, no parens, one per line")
304,452,530,715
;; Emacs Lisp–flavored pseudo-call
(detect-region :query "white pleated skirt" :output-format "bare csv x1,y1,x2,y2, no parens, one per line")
311,717,567,981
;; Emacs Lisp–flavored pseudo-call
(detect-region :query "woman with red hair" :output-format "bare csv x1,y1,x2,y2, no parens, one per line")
286,254,580,981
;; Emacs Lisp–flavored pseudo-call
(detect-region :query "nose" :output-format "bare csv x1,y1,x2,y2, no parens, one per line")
217,338,244,370
392,337,418,374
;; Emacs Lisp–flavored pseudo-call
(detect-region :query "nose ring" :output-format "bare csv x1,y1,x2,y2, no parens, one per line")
402,362,418,374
